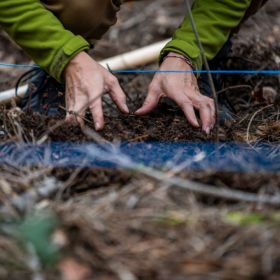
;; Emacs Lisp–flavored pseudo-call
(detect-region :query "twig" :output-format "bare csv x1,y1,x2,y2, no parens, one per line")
54,164,88,201
217,85,253,95
36,97,99,145
138,165,280,206
246,104,274,143
184,0,219,141
235,113,250,126
83,125,280,206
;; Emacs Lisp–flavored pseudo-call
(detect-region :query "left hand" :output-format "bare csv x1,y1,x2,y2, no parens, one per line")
135,52,216,134
64,52,129,130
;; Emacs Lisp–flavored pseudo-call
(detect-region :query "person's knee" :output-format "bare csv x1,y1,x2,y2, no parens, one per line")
42,0,121,40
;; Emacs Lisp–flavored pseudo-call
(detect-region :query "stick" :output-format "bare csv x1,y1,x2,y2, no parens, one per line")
184,0,219,141
83,127,280,206
139,166,280,206
246,104,274,143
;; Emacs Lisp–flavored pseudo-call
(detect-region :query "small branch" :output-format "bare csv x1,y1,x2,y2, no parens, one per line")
184,0,219,141
217,85,253,95
83,127,280,206
246,104,274,143
138,165,280,206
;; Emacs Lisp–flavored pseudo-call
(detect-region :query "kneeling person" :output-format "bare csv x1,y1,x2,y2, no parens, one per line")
0,0,267,133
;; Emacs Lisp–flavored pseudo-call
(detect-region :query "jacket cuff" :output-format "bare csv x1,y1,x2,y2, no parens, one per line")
160,39,203,72
50,35,90,82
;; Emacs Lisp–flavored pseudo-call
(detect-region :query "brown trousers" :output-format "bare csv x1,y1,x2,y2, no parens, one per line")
42,0,268,40
244,0,268,19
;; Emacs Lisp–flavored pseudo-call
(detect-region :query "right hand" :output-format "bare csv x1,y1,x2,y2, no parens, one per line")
135,53,216,134
64,51,129,130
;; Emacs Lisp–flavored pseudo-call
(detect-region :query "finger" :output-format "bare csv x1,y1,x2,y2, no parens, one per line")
181,102,200,128
89,95,104,131
65,85,74,120
66,105,86,128
108,77,129,114
70,96,88,128
210,101,216,129
65,86,85,127
197,98,216,134
173,94,200,127
66,111,85,128
199,104,212,134
135,85,162,115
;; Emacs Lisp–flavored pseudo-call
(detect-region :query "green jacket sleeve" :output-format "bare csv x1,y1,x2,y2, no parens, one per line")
160,0,252,70
0,0,90,82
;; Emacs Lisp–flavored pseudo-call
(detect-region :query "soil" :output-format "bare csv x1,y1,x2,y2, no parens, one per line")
1,1,280,280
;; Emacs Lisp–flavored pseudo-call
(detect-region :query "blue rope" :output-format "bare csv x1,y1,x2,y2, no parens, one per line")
113,69,280,75
0,63,40,69
0,62,280,75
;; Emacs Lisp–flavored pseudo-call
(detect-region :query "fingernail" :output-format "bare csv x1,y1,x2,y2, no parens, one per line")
65,114,73,123
204,127,210,135
192,119,200,127
123,104,130,114
95,122,101,131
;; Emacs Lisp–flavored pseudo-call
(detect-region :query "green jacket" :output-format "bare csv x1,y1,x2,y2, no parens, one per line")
0,0,90,82
161,0,252,70
0,0,252,82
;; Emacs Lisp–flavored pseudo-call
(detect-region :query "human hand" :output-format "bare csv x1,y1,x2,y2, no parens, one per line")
64,52,129,130
135,52,216,134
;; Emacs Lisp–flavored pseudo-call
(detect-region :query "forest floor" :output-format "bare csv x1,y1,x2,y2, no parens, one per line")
0,0,280,279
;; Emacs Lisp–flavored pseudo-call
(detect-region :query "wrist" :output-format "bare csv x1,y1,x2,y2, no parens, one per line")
66,51,86,68
64,51,93,78
164,52,194,69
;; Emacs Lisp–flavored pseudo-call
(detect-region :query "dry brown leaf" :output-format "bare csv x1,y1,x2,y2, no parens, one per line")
252,87,279,105
181,259,221,275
